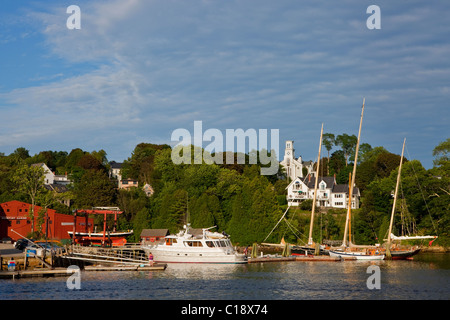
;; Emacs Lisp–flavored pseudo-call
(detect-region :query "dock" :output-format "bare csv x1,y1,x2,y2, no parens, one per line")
0,243,168,279
294,255,356,261
247,255,357,263
0,264,167,279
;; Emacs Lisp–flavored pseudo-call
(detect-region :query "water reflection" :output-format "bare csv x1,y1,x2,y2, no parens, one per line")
1,254,448,300
162,263,248,280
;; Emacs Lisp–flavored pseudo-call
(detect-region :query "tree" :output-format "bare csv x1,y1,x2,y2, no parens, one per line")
328,150,346,175
373,152,406,179
73,170,117,208
335,134,357,166
122,143,170,185
132,207,151,242
12,163,45,235
152,187,188,233
357,143,373,164
12,147,30,162
433,138,450,167
322,133,335,161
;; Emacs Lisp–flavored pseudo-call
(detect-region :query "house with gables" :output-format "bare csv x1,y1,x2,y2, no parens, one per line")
286,174,360,209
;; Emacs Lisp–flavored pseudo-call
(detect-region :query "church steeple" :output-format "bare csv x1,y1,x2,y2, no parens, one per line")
285,140,294,160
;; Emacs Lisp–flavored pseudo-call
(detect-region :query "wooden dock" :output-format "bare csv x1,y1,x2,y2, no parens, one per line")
247,255,357,263
0,264,167,279
0,268,68,279
294,255,356,261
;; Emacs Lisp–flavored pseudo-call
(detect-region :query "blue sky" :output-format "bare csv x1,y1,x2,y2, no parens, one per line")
0,0,449,169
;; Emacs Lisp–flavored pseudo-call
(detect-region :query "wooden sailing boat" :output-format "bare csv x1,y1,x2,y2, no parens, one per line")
384,139,438,260
328,98,385,260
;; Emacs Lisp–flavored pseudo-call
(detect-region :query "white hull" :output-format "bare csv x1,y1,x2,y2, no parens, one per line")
329,250,385,260
68,231,133,237
149,247,247,264
141,225,247,264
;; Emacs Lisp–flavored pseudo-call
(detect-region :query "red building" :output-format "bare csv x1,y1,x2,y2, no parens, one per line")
0,200,94,241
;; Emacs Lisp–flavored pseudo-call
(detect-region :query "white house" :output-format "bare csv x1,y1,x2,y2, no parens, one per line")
31,163,72,207
109,161,123,181
286,174,360,209
279,140,314,181
31,163,71,186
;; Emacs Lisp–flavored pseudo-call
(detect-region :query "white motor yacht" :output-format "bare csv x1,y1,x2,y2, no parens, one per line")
141,225,247,264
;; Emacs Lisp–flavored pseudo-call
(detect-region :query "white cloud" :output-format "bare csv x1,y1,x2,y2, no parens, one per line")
0,0,449,167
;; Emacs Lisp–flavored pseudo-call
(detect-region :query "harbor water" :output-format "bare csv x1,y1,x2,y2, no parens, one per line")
0,253,448,301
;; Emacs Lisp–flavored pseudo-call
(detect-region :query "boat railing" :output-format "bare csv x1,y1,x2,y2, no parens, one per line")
66,245,149,265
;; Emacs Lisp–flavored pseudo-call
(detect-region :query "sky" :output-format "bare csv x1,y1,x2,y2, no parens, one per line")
0,0,449,169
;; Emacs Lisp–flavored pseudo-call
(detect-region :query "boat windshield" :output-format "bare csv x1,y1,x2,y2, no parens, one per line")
218,240,230,247
184,240,203,247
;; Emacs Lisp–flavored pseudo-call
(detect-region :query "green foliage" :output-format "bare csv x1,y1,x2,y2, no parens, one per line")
11,162,46,234
335,133,357,166
73,169,117,208
1,137,448,247
432,138,450,167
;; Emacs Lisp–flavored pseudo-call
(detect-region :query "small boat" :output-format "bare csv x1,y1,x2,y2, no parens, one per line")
388,248,421,260
68,230,133,247
141,225,247,264
329,249,385,260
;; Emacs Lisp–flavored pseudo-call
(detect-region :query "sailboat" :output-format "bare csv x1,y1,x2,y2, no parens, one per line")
328,98,385,260
384,139,438,260
291,123,328,256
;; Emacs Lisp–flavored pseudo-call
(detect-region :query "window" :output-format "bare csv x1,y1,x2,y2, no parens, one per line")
192,241,203,247
206,241,215,248
219,240,228,247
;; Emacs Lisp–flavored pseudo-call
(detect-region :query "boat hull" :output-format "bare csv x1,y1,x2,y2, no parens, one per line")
329,250,385,260
68,231,133,247
389,248,421,260
145,247,247,264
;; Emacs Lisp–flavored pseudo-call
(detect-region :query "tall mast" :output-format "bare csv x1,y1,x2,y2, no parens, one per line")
308,123,323,246
348,172,352,244
386,138,406,258
342,98,365,247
